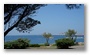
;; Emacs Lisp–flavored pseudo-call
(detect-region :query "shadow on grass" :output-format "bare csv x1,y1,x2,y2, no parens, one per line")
57,47,75,49
57,48,74,49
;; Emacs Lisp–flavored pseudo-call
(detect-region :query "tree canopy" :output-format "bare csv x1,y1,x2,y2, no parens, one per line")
65,29,77,42
43,32,52,46
4,4,45,37
4,4,82,37
66,4,82,9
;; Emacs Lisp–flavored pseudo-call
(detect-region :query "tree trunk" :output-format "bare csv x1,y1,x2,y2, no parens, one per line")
46,38,49,46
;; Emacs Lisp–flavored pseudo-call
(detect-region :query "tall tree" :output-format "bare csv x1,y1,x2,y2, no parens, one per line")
65,29,77,42
4,4,45,37
43,32,52,46
4,4,81,37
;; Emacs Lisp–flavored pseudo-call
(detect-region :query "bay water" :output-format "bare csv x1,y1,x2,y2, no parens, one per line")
5,35,84,44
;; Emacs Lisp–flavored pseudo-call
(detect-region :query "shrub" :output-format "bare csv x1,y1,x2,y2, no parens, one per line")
30,44,40,47
4,41,13,49
55,38,74,49
4,38,30,49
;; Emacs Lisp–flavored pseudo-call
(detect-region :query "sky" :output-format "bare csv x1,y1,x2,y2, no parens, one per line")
7,4,84,35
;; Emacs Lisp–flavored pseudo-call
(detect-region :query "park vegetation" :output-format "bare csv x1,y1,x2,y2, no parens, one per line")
43,32,52,46
55,29,77,49
4,4,82,49
4,4,45,37
4,38,30,49
4,29,78,49
65,29,77,42
55,38,74,49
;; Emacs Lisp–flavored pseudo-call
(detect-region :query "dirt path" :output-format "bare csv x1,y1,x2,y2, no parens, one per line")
27,45,84,49
70,45,84,49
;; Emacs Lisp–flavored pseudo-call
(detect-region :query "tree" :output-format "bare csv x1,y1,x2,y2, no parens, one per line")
43,32,52,46
4,4,81,37
65,29,77,42
4,4,45,37
66,4,82,9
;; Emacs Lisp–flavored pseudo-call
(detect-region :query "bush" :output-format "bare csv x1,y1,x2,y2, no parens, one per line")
4,38,30,49
55,38,74,49
30,44,40,47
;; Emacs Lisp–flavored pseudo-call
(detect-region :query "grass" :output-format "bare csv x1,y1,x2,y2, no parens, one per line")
27,43,84,49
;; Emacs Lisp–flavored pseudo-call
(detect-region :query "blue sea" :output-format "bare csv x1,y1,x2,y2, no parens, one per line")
5,35,84,44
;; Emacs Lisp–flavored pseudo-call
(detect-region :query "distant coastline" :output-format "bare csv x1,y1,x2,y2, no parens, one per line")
5,35,84,44
6,34,84,36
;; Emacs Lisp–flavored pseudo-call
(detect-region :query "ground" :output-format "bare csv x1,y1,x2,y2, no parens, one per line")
27,45,84,49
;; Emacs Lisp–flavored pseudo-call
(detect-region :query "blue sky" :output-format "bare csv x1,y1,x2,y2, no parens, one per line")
8,4,84,35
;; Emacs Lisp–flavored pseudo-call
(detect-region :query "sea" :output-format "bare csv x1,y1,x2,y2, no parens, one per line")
5,35,84,44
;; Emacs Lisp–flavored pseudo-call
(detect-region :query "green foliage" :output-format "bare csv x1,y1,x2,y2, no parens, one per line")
66,4,82,9
30,44,40,47
16,17,41,33
4,38,30,49
43,32,52,38
44,43,49,46
65,29,77,42
55,38,74,49
43,32,52,46
4,4,45,37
